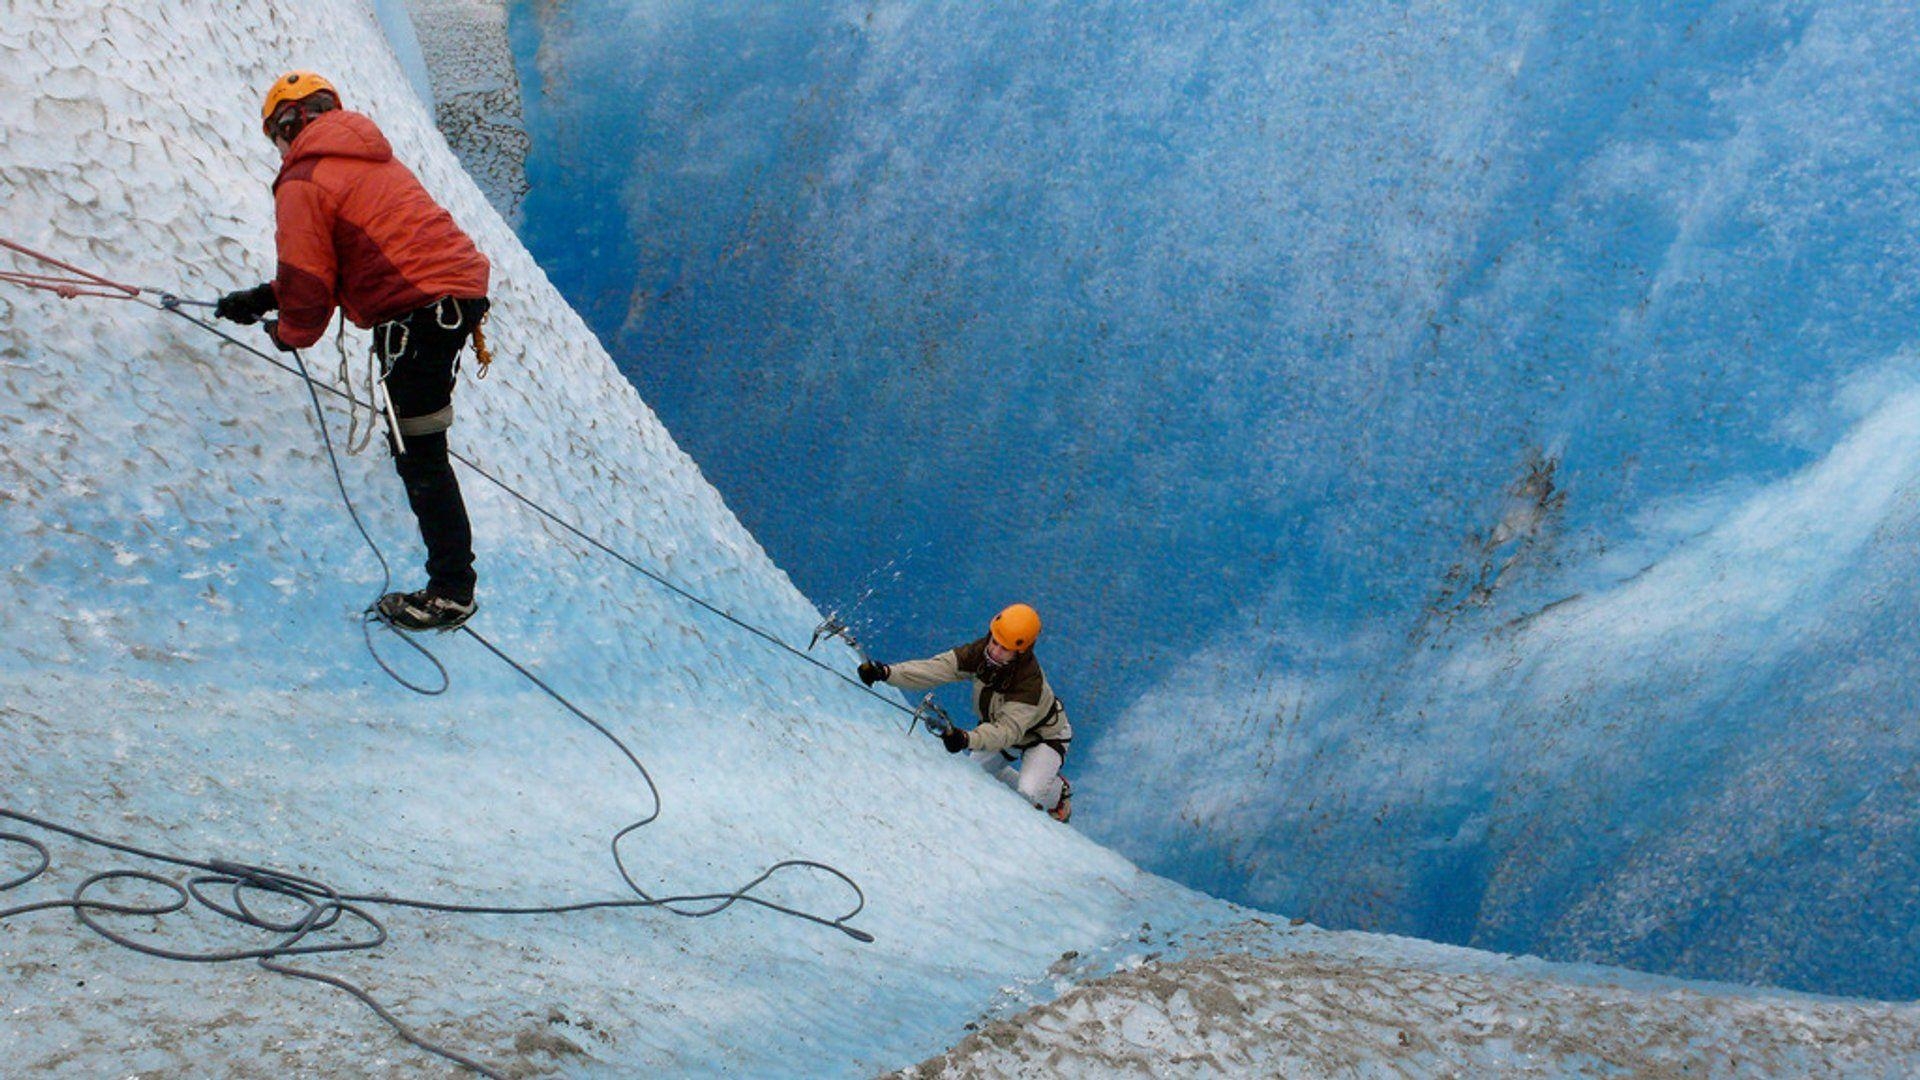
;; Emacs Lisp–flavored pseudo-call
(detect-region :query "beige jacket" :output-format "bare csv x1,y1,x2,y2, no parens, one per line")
884,637,1072,754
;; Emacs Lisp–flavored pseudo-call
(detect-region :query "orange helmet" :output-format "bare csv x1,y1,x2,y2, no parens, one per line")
260,71,339,138
989,603,1042,652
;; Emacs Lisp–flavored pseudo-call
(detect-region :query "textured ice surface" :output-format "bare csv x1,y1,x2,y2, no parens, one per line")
5,1,1920,1076
0,1,1201,1074
896,920,1920,1079
511,0,1920,997
403,0,529,223
372,0,436,111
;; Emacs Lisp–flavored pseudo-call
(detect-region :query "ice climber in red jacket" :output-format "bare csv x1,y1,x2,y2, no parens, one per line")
215,72,491,631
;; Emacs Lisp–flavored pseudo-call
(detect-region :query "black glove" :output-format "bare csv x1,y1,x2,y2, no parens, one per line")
941,726,970,754
214,283,277,325
262,319,297,353
857,661,890,686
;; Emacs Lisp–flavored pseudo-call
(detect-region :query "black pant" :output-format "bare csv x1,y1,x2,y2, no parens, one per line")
381,297,488,602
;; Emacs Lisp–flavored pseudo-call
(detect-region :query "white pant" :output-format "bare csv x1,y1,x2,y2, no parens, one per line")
971,743,1065,812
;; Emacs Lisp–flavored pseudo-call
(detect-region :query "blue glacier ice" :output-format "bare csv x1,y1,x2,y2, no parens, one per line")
0,2,1216,1073
510,0,1920,997
6,1,1920,1074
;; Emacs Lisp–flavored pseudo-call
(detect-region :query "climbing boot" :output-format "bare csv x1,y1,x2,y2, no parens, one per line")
1049,776,1073,823
377,588,476,632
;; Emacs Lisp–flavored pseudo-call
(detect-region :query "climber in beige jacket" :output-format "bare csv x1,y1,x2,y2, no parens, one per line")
858,603,1074,822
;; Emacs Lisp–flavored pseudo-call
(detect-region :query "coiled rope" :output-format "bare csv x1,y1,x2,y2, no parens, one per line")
0,238,891,1076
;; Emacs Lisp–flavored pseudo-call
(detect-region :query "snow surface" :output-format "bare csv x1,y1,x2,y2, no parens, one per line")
509,0,1920,998
897,921,1920,1079
5,0,1920,1076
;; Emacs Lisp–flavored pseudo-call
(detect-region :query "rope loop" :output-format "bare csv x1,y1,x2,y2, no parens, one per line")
359,608,451,695
0,832,51,891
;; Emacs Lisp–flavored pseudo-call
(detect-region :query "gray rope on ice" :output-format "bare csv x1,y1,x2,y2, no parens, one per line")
0,285,882,1078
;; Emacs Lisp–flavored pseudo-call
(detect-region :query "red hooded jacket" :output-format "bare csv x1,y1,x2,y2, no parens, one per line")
271,110,489,348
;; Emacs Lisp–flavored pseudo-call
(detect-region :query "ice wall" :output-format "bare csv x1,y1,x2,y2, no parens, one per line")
510,0,1920,996
373,0,437,108
399,0,530,223
0,1,1201,1074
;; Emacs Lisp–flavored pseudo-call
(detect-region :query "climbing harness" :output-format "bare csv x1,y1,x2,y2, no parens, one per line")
0,238,907,1076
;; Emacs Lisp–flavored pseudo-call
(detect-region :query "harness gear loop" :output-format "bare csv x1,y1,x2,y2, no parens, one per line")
377,318,410,370
334,322,375,456
374,318,410,456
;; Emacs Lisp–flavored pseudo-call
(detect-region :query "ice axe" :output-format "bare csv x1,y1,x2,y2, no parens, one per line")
811,615,949,738
808,614,870,662
908,694,954,738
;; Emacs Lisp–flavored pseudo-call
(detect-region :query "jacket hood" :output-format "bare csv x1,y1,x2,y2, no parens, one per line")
275,110,392,184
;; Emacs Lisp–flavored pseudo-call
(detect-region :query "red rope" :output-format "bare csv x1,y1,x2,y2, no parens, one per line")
0,237,143,301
